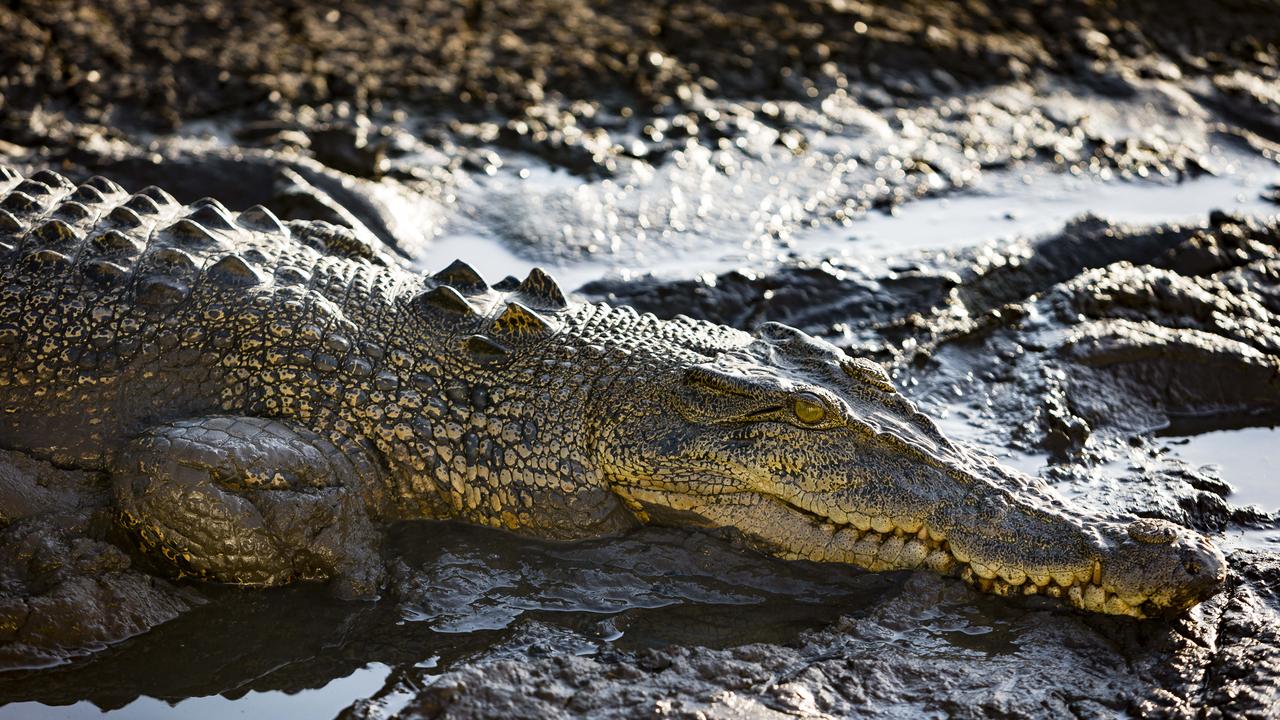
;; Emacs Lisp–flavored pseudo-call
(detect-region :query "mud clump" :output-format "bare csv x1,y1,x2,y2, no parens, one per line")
0,451,198,669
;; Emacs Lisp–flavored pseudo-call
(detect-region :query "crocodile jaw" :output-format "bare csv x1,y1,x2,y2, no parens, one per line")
618,478,1227,619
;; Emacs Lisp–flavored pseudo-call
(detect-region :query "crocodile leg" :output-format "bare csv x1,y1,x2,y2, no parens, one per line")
112,417,385,598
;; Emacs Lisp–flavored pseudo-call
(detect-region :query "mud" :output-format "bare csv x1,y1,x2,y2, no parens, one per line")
1,0,1280,718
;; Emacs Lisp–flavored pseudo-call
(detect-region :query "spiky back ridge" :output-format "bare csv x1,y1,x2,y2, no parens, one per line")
412,260,571,362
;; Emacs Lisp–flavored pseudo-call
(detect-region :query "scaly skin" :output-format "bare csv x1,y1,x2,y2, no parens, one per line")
0,168,1225,617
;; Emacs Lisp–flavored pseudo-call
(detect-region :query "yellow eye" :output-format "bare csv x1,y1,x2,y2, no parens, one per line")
793,394,826,425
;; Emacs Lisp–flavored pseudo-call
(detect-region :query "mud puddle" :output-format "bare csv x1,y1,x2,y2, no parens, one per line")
1163,426,1280,513
0,665,394,720
0,524,908,719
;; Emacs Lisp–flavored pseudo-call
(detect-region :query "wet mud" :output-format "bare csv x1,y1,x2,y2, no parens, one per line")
1,0,1279,718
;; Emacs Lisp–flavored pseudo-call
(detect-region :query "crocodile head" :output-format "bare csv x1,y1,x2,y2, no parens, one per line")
601,321,1226,618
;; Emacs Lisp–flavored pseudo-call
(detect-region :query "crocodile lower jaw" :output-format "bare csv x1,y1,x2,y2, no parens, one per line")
776,501,1152,618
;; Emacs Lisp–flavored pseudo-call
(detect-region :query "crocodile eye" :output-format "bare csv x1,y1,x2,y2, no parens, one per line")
793,394,826,425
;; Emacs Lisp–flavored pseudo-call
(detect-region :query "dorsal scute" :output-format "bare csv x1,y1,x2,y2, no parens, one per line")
514,267,567,309
29,169,74,191
161,218,220,248
464,334,509,362
124,194,163,215
69,184,107,205
186,203,238,231
137,185,178,207
237,205,287,234
492,300,556,338
414,285,476,316
208,253,266,287
493,275,521,291
51,200,93,223
82,176,125,196
30,218,81,248
433,259,488,294
0,209,21,233
107,205,144,229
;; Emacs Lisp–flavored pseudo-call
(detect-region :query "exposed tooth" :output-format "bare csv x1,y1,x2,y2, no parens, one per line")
961,566,976,583
1023,584,1039,596
990,580,1011,596
1092,560,1102,586
978,577,993,593
926,549,955,573
1104,594,1134,616
900,540,928,568
871,516,894,534
1083,585,1106,613
1068,585,1084,608
971,561,998,580
999,567,1027,586
1045,585,1063,598
877,535,905,565
917,528,930,542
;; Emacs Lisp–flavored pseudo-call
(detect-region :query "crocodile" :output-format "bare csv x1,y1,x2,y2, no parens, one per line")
0,167,1226,618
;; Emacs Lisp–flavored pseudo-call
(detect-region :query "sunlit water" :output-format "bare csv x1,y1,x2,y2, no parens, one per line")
430,152,1280,291
1165,426,1280,512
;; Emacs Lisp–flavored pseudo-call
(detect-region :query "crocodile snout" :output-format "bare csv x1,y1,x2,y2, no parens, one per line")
1098,518,1227,617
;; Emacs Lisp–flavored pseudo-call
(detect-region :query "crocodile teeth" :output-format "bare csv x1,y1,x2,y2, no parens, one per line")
970,561,999,580
999,567,1027,586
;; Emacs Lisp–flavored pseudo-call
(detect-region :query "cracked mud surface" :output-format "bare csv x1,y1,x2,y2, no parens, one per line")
1,0,1279,718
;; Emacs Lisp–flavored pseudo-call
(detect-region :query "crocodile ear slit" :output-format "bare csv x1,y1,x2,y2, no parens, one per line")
681,364,758,398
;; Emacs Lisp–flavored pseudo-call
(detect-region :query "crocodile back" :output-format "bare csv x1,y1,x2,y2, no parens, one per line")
0,168,410,468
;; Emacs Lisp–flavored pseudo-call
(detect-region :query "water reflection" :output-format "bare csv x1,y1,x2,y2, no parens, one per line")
0,523,898,717
1160,419,1280,512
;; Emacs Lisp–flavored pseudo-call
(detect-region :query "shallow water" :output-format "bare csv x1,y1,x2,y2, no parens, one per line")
0,524,902,718
1165,426,1280,512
